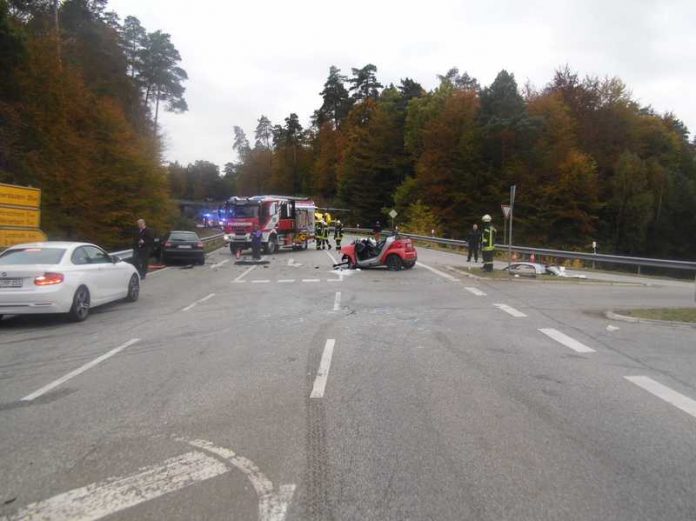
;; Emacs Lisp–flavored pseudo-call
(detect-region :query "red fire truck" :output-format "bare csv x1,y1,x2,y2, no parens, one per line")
221,195,316,255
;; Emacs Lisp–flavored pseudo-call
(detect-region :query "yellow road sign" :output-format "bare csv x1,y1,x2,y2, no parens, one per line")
0,183,41,208
0,228,47,248
0,206,41,228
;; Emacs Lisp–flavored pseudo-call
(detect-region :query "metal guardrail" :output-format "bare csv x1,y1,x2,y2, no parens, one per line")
344,228,696,273
109,232,225,261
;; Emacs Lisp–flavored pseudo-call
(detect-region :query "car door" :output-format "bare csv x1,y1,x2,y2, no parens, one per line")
71,246,107,304
83,246,120,303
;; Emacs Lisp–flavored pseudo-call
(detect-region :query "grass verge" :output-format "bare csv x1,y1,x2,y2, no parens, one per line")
620,308,696,323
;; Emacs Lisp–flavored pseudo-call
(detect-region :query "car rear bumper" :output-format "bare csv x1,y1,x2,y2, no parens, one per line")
0,286,73,314
162,248,204,259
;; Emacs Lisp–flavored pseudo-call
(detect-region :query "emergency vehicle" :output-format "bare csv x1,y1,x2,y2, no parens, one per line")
221,195,316,255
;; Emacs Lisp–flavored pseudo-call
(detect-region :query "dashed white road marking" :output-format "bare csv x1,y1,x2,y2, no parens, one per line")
182,293,216,311
606,324,620,332
465,287,486,296
539,328,595,353
232,265,256,283
493,303,527,318
324,250,337,264
333,291,341,311
185,439,296,521
21,338,140,402
416,261,458,281
625,376,696,419
0,451,229,521
327,278,342,283
251,280,271,284
277,279,295,283
210,259,230,269
302,279,320,283
310,339,336,399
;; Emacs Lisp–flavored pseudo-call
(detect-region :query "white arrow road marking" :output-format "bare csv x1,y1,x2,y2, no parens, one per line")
625,376,696,419
186,439,295,521
493,303,527,318
287,258,302,267
21,339,140,401
310,339,336,399
539,328,595,353
416,261,458,281
0,451,229,521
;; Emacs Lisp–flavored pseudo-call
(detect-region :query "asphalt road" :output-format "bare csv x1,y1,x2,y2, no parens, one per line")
1,242,695,520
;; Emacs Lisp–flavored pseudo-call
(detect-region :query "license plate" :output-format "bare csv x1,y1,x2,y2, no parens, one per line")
178,245,192,249
0,278,22,288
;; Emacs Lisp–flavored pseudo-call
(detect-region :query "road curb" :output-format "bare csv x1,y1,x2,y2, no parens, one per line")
605,310,696,328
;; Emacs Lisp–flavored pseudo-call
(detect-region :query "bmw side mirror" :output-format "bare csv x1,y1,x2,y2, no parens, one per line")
111,255,121,263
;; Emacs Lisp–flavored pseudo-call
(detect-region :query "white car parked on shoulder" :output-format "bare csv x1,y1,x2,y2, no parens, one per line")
0,242,140,322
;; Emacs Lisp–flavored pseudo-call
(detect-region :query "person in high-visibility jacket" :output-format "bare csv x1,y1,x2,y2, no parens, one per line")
334,220,344,249
315,219,324,250
322,219,331,249
481,214,496,272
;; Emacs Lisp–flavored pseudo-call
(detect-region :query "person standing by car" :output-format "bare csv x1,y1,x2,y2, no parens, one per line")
133,218,154,279
334,219,344,249
373,220,382,242
481,214,496,272
251,225,263,260
466,223,481,263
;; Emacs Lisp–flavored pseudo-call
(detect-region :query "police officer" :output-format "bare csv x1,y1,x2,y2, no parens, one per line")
481,214,496,272
334,219,344,249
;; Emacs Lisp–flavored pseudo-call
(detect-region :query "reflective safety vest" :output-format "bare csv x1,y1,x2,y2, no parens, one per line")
315,222,323,237
482,225,496,251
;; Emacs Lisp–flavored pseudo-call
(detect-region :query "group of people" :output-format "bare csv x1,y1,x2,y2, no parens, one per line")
315,219,343,250
466,214,497,272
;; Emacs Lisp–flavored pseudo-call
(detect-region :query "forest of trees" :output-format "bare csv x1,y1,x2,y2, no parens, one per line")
0,0,187,247
2,0,694,259
226,65,696,259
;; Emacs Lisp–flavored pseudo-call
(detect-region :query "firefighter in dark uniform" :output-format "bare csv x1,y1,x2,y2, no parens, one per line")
322,219,331,250
315,219,324,250
481,214,496,272
334,220,344,249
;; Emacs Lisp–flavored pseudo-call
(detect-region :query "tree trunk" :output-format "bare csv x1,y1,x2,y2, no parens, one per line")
154,86,161,131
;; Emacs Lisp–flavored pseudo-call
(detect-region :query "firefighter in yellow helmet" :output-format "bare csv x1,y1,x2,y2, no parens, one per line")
481,214,496,272
333,219,344,249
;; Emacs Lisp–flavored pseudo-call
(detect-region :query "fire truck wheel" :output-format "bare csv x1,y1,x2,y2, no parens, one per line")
264,236,277,255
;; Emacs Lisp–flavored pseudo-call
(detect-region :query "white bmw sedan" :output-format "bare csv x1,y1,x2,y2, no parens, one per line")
0,242,140,322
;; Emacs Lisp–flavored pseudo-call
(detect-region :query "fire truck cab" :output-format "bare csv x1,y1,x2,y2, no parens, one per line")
222,195,316,255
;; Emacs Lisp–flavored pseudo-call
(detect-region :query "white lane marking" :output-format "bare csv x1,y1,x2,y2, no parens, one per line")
416,261,458,281
233,265,256,283
324,250,337,264
606,325,620,332
198,293,215,303
333,291,341,311
186,439,295,521
182,293,216,312
625,376,696,419
327,278,342,283
493,303,527,318
277,279,295,283
210,259,230,269
310,339,336,399
539,328,595,353
465,287,486,296
287,258,302,267
302,279,320,283
2,451,229,521
251,279,271,284
21,339,140,402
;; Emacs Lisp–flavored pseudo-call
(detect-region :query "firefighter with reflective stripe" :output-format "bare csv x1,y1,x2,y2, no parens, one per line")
322,219,331,249
315,219,324,250
334,220,344,249
481,214,496,272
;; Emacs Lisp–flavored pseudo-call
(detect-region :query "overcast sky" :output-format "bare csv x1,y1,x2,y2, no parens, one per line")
109,0,696,169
